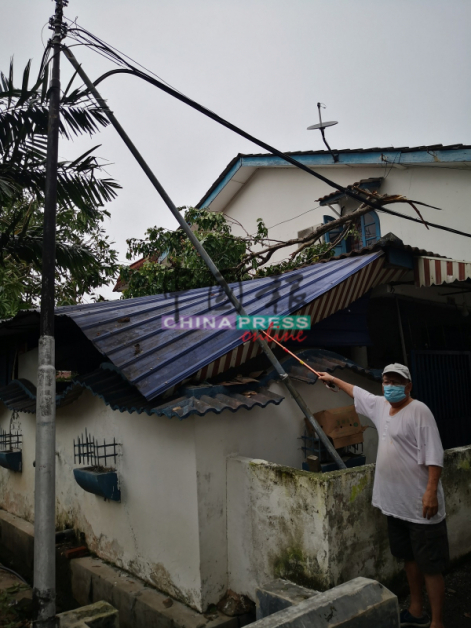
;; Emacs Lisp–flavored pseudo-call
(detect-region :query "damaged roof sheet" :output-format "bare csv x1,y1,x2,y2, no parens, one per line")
0,349,381,419
265,348,382,385
0,366,285,419
0,252,383,402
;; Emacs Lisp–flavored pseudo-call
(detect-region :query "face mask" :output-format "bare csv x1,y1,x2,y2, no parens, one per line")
383,385,407,403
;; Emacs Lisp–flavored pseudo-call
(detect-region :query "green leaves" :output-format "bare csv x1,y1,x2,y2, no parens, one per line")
121,208,336,298
0,60,120,316
122,208,250,297
0,58,118,209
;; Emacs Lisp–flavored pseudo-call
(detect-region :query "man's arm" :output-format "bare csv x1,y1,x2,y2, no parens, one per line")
422,465,442,519
317,372,354,398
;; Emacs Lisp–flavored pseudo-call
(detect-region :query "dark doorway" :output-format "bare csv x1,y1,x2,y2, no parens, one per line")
411,350,471,449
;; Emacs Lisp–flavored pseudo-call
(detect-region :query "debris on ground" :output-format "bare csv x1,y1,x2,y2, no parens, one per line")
0,567,33,627
217,589,255,616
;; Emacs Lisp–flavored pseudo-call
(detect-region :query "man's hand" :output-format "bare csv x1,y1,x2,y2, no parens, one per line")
317,372,354,398
422,488,439,519
317,372,335,385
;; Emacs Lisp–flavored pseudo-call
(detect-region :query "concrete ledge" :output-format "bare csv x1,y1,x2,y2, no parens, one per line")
0,509,240,628
71,557,239,628
0,509,35,581
58,600,119,628
256,579,318,620
250,578,399,628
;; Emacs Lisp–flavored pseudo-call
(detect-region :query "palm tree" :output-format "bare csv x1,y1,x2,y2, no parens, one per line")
0,59,121,317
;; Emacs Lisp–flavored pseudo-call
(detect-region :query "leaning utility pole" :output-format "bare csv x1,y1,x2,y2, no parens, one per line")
33,2,67,626
63,47,346,470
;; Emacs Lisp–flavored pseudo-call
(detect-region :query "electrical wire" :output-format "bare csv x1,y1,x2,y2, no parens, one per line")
60,27,471,241
65,20,188,97
266,205,321,231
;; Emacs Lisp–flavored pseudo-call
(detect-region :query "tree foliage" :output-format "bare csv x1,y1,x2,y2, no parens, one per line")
121,187,439,299
0,59,120,318
121,207,335,298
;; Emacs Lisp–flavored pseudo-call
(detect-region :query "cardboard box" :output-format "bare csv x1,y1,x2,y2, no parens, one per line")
306,404,366,449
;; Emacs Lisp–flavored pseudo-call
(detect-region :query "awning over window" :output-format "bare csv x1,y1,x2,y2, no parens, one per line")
415,256,471,287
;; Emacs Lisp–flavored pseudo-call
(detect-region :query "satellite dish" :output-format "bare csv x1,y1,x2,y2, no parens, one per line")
307,120,338,130
307,103,339,162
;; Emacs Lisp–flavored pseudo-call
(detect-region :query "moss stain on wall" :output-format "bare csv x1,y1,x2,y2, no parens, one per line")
349,474,369,503
457,459,470,471
272,546,328,591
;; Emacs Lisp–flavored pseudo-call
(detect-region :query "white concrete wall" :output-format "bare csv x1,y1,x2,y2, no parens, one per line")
0,391,203,609
0,348,381,610
227,445,471,601
222,166,471,263
192,370,381,608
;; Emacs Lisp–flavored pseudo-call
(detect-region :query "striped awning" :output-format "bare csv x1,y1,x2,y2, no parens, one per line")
415,256,471,287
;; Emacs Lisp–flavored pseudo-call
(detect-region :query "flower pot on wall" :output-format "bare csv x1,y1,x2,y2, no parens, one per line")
0,451,22,472
73,467,121,502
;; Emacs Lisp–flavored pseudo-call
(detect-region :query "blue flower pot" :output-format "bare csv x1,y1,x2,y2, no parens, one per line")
0,451,22,472
73,467,121,502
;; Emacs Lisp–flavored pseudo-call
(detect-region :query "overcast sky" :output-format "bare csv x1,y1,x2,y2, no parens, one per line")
2,1,471,298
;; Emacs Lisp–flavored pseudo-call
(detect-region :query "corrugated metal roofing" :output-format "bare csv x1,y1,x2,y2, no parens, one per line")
0,378,83,413
261,348,382,386
189,254,407,384
0,252,404,402
51,252,384,401
0,367,284,419
152,388,283,419
0,348,382,419
324,233,442,263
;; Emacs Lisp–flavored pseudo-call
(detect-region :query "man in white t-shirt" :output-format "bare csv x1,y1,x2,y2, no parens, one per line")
318,364,448,628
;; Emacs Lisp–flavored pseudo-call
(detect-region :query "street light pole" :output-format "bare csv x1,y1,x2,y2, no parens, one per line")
33,2,67,626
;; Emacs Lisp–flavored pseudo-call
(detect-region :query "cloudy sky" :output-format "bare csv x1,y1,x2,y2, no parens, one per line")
2,1,471,297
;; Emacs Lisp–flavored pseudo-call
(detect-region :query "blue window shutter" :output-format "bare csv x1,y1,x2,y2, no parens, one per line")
360,211,381,246
323,215,347,255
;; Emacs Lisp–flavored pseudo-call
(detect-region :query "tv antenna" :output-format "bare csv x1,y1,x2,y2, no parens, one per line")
307,103,339,162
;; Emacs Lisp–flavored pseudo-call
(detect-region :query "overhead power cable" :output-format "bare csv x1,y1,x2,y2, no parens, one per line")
63,26,471,241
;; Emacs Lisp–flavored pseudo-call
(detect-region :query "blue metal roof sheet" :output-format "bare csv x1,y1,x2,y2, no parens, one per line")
259,348,382,386
0,378,83,413
0,368,284,419
52,252,383,401
0,253,384,402
0,349,380,419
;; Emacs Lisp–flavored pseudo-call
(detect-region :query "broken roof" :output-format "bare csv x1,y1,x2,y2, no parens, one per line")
0,348,381,419
1,250,407,402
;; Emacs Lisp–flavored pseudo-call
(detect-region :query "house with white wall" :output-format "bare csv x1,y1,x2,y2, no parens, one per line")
197,144,471,262
1,239,471,613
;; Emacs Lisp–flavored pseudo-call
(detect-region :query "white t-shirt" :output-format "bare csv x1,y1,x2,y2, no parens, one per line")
354,386,446,524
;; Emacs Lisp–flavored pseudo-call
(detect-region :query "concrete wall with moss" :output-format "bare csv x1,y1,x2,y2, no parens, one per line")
227,446,471,600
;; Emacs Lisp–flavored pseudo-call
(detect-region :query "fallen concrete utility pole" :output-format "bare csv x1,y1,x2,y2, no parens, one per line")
34,2,69,627
63,46,346,470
